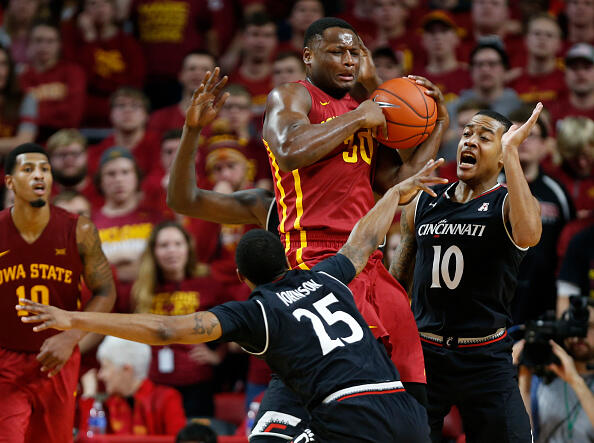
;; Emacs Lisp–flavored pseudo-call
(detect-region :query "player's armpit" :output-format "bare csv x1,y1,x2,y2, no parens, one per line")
76,217,116,307
389,201,417,294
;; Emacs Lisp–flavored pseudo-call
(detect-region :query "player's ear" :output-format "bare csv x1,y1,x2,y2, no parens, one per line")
303,47,313,67
236,268,245,284
4,174,13,191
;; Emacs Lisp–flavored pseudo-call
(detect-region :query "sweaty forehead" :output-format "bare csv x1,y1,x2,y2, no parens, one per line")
320,27,358,47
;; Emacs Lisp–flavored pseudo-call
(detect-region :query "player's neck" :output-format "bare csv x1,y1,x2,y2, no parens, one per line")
10,201,50,244
453,179,499,203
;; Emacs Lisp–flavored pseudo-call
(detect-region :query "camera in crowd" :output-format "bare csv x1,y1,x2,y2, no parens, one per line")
521,296,593,374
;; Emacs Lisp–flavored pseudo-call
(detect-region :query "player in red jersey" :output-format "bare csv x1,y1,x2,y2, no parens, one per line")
262,17,448,397
0,143,116,443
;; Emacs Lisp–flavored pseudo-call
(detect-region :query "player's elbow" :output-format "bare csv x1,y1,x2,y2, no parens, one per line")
514,226,541,248
275,148,301,171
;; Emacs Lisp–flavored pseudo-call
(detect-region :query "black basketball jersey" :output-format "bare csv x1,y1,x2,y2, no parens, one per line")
210,254,400,410
412,182,527,336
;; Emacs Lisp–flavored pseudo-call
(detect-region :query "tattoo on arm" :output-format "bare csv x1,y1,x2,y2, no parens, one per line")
78,218,115,299
389,207,417,293
193,312,219,336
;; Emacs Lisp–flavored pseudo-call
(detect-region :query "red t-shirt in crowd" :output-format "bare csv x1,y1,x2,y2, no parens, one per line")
148,277,229,386
78,379,186,436
19,59,86,136
147,104,185,140
228,68,274,116
131,0,210,80
0,206,83,352
416,66,472,104
88,130,162,177
510,68,567,106
61,21,146,127
548,94,594,130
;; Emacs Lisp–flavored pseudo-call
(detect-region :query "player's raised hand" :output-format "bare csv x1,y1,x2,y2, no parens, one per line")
502,102,543,152
407,75,449,125
396,158,448,204
17,299,73,332
185,67,230,129
356,37,381,93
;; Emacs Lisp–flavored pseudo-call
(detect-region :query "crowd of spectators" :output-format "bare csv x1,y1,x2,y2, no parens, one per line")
0,0,593,439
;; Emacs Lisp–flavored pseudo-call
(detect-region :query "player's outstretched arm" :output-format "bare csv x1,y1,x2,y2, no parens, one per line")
17,299,223,346
389,199,418,293
168,68,272,226
502,103,543,248
340,159,447,275
373,76,449,196
262,82,387,171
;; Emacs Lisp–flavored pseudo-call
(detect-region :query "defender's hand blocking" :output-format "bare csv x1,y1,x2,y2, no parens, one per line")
396,158,448,205
185,67,230,129
502,102,543,152
16,299,73,332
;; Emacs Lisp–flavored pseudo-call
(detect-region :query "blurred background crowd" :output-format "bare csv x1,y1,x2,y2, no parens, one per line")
0,0,592,440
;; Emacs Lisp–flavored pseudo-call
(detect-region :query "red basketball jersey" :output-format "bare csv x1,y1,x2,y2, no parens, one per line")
265,80,376,269
0,206,83,352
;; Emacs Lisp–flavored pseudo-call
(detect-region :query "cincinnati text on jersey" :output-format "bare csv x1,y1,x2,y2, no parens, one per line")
0,263,73,285
417,222,487,237
276,279,323,307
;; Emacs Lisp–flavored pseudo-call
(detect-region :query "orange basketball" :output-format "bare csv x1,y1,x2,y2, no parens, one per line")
370,77,437,150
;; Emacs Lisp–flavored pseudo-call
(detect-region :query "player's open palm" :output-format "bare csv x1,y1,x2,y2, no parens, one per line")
17,298,73,332
185,67,230,129
502,102,543,152
397,158,448,204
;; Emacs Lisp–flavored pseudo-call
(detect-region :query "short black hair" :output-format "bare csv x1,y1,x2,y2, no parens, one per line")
176,422,217,443
509,105,548,139
4,143,48,175
474,110,513,132
162,128,183,144
236,229,288,286
304,17,357,48
470,38,510,69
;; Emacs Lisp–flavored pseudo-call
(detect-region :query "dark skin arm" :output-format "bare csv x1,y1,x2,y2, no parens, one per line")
373,76,450,198
19,305,222,346
262,82,387,172
340,159,446,274
36,216,116,376
167,68,273,226
389,195,419,294
16,161,447,340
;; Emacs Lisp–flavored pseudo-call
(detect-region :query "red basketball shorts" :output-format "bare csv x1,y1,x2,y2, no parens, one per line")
0,345,80,443
287,241,426,384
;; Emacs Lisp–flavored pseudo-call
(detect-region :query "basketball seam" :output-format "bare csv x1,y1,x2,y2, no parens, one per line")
385,119,436,128
375,87,427,119
409,80,429,136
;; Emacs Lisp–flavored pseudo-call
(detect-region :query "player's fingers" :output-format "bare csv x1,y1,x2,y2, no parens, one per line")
213,75,228,96
523,102,543,128
419,183,437,197
33,322,52,332
206,67,220,90
49,363,65,378
214,92,230,113
202,70,212,87
17,298,44,310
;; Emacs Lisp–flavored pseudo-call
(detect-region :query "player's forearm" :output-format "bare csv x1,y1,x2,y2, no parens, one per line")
66,311,222,346
65,287,116,342
341,185,401,274
167,125,202,212
503,149,542,247
389,206,417,292
270,109,366,171
570,376,594,426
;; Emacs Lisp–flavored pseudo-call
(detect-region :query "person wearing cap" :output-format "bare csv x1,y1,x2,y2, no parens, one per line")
447,39,521,131
417,10,471,104
549,43,594,128
92,146,165,313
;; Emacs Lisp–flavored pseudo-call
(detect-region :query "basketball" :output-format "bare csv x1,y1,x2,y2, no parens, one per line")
370,77,437,150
